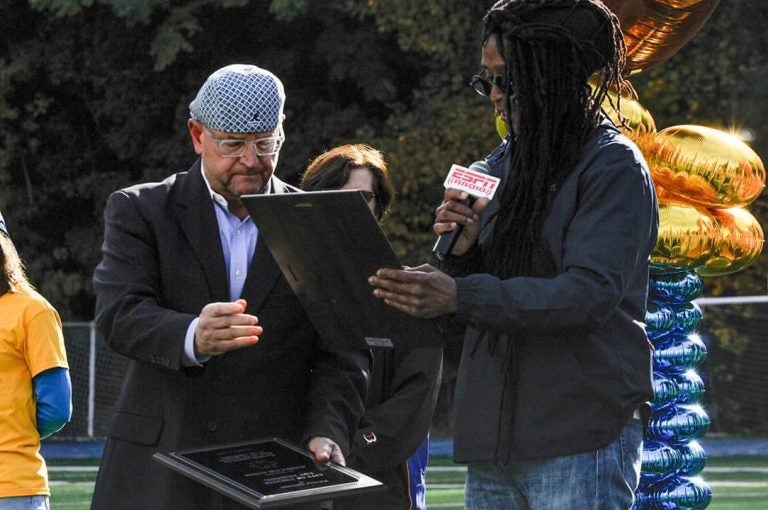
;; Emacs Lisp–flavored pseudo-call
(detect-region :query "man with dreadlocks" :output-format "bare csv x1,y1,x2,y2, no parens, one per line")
370,0,659,508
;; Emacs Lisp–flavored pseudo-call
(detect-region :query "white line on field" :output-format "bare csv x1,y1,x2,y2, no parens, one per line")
706,467,768,473
708,481,768,488
48,466,100,472
429,466,768,474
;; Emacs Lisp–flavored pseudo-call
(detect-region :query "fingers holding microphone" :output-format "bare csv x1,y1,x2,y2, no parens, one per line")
434,190,490,236
433,161,499,259
434,189,475,231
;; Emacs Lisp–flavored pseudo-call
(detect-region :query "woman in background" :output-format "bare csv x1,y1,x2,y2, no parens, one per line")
0,212,72,510
302,145,443,510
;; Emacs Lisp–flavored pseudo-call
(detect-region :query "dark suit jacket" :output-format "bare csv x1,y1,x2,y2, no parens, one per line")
91,161,367,510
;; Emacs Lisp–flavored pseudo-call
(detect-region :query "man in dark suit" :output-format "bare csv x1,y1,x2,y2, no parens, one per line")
91,64,368,509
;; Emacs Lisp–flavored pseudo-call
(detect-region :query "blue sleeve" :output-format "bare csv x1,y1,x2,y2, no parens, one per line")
33,367,73,439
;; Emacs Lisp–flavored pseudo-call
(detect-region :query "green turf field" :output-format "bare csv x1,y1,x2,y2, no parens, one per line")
48,456,768,509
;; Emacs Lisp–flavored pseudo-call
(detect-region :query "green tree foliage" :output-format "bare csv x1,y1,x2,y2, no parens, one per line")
1,0,765,323
0,0,488,319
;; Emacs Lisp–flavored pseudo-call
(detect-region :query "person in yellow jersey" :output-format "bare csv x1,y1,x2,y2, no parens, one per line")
0,212,72,510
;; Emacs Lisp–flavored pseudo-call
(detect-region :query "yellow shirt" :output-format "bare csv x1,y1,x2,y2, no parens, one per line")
0,289,68,497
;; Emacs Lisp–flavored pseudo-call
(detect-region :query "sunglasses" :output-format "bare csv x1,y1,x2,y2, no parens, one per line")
470,71,511,96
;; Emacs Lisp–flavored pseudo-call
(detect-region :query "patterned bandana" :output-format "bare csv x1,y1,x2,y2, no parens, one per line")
189,64,285,134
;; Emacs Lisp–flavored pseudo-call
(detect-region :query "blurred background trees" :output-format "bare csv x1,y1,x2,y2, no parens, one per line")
0,0,498,319
2,0,764,319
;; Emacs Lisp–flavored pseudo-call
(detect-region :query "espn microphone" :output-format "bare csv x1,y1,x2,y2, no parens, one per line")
432,160,500,260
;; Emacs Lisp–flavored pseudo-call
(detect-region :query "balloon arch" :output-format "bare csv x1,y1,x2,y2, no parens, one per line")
493,1,765,508
598,2,764,508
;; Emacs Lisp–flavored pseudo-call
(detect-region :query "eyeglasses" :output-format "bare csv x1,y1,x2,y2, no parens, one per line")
359,190,376,203
207,130,285,158
470,70,511,97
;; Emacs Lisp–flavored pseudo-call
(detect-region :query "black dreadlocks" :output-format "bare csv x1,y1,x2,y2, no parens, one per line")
482,0,627,279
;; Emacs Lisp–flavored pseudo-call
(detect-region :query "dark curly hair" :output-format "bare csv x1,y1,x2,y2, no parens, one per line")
482,0,627,279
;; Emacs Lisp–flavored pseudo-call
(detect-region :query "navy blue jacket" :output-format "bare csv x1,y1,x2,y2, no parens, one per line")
443,121,658,462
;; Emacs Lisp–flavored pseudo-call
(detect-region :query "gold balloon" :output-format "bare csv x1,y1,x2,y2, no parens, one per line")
498,82,656,141
602,88,656,136
602,0,721,75
590,78,657,137
652,201,718,269
645,124,766,208
696,207,764,276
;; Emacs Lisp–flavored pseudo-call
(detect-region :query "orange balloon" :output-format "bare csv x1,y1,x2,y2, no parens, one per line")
645,125,766,208
696,207,764,276
652,201,718,270
653,182,684,204
602,0,721,75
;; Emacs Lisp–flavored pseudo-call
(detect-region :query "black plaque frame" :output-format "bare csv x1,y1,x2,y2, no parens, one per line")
152,437,384,509
240,190,442,350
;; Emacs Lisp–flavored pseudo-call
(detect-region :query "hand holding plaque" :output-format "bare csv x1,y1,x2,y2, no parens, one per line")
153,438,383,509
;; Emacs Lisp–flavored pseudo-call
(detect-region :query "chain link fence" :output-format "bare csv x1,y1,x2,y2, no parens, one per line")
54,297,768,440
56,322,126,439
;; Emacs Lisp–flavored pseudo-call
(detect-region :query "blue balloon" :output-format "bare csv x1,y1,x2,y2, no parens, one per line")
651,370,706,407
642,440,684,477
653,334,708,371
647,302,676,337
678,440,707,477
647,302,703,340
671,370,705,405
647,404,711,444
636,474,712,510
648,268,703,304
652,371,679,406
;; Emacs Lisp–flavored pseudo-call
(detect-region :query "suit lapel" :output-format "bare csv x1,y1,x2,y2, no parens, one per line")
240,241,281,312
174,161,230,302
